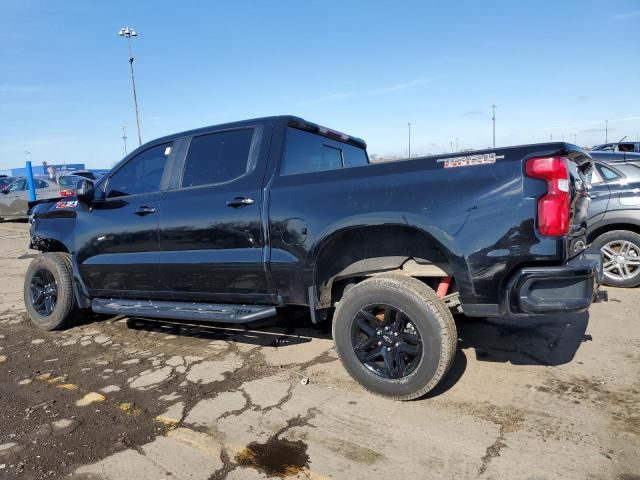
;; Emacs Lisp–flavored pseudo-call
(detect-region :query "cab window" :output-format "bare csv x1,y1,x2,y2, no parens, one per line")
282,127,368,175
618,143,635,152
182,129,254,188
106,143,172,198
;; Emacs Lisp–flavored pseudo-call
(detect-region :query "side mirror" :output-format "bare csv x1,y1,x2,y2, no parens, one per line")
76,179,95,203
1,187,7,195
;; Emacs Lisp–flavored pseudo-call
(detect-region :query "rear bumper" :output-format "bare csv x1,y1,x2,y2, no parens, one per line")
505,250,603,315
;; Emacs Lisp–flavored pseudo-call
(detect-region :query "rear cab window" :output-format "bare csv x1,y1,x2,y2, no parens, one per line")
282,127,369,175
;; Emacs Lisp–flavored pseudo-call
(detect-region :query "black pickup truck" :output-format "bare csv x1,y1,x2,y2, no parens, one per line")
26,115,603,399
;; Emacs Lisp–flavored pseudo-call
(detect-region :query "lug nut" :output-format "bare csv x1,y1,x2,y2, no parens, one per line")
387,347,392,351
393,332,398,337
376,330,382,335
395,342,400,347
377,341,382,346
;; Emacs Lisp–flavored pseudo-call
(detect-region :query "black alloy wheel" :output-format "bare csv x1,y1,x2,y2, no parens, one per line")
30,269,58,316
24,252,78,330
352,304,423,379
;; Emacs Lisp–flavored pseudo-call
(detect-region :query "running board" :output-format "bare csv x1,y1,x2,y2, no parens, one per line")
91,298,277,324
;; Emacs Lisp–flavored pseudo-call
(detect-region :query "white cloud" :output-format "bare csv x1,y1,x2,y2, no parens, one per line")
368,78,428,95
299,93,351,105
613,11,640,20
0,84,44,94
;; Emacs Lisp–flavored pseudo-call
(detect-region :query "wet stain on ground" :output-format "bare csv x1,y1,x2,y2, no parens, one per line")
538,376,640,436
235,436,310,478
447,401,526,476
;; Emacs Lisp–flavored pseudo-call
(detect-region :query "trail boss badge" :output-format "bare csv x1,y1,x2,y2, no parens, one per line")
437,152,505,169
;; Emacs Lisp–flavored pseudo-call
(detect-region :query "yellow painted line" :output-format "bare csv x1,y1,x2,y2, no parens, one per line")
76,392,105,407
57,383,79,391
118,402,142,416
47,376,66,384
155,414,179,426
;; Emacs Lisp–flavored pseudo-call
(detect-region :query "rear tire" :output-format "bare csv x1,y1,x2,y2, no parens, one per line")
24,252,78,330
591,230,640,288
332,274,457,400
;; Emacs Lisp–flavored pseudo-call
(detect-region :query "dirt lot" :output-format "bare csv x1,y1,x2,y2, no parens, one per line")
0,221,639,480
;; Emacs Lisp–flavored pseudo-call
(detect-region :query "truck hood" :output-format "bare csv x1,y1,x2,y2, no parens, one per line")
30,197,78,219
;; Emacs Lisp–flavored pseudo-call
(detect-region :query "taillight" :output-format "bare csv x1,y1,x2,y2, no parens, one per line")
526,156,570,236
60,189,74,197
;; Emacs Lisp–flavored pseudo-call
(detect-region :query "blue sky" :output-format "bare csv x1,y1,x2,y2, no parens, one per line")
1,0,639,169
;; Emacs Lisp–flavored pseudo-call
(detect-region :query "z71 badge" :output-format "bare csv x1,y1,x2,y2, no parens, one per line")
437,152,505,169
55,200,78,209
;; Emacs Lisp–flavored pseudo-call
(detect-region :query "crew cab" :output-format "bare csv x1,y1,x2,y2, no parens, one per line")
25,116,602,399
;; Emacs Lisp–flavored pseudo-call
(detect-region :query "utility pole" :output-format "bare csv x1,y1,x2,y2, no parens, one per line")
491,104,497,148
455,137,459,152
574,134,577,145
450,140,454,153
122,126,128,156
605,120,608,143
407,122,411,159
118,27,142,146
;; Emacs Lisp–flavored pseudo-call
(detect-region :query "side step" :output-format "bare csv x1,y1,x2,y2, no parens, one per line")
92,298,277,324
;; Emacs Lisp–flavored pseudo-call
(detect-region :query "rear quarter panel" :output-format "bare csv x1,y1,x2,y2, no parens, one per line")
269,143,586,306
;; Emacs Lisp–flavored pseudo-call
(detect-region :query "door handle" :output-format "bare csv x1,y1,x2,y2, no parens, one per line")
226,197,255,208
134,206,156,216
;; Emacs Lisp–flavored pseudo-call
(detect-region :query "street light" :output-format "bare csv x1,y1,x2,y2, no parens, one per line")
491,104,497,148
122,125,128,156
118,26,142,146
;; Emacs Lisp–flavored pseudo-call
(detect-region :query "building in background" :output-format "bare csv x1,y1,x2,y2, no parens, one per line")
0,163,86,177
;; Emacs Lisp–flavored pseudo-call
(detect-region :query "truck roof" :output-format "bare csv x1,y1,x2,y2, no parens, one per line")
146,115,367,150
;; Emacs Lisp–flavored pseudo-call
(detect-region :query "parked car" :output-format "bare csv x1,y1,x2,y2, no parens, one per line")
60,170,100,181
0,176,17,190
57,175,90,197
0,175,87,221
592,142,640,153
586,152,640,287
26,116,603,400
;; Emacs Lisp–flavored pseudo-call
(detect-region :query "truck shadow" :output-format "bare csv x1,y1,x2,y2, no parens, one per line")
428,311,591,398
458,311,591,366
108,309,590,399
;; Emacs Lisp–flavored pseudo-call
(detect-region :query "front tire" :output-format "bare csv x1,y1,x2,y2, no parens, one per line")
24,252,78,330
332,274,457,400
592,230,640,288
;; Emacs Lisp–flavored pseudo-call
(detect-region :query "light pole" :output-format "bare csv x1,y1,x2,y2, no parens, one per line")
118,26,142,146
407,122,411,159
491,104,497,148
122,126,128,156
605,119,608,143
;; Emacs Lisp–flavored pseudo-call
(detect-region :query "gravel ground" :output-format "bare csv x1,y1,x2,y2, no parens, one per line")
0,221,639,480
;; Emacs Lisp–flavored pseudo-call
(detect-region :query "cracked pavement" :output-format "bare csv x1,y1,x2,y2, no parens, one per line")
0,221,639,479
